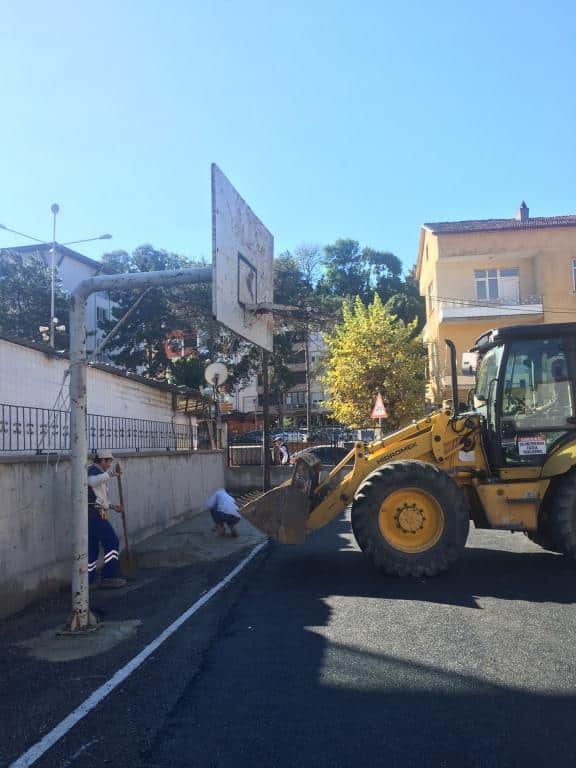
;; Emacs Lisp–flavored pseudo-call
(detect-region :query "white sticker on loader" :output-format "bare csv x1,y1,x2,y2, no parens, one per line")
518,435,547,456
458,450,476,462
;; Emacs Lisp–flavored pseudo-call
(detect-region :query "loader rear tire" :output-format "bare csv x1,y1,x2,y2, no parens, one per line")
351,460,470,577
547,468,576,557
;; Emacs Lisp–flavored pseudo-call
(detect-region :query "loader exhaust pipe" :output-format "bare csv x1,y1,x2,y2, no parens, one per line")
444,339,459,416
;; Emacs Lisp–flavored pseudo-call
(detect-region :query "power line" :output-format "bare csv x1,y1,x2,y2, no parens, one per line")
427,294,576,317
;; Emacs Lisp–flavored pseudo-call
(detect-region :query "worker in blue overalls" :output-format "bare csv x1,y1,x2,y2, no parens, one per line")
88,450,127,588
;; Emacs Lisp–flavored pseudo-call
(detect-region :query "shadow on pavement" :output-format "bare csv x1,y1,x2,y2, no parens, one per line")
141,511,576,768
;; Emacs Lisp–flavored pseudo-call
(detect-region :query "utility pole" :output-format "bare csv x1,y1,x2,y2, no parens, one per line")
68,266,212,632
304,327,312,432
261,348,271,492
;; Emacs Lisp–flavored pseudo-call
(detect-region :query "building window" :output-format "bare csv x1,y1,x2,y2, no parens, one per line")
286,392,306,406
474,268,519,302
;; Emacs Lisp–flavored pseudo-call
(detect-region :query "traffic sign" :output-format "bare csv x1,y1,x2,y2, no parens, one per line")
371,393,388,420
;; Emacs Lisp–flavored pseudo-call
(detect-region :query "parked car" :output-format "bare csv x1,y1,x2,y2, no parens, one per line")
271,430,308,444
229,430,265,445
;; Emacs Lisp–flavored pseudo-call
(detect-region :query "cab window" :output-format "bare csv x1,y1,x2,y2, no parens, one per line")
501,338,575,429
499,337,575,465
474,345,503,415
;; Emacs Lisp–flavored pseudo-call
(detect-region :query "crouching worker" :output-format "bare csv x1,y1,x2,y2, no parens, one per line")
88,450,127,588
206,488,241,538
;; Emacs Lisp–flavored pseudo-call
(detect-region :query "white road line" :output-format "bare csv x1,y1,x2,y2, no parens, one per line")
10,541,268,768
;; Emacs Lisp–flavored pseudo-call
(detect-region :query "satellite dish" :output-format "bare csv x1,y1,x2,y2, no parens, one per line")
205,362,229,387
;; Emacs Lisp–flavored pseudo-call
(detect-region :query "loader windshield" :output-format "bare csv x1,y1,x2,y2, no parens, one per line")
499,336,576,465
501,337,575,431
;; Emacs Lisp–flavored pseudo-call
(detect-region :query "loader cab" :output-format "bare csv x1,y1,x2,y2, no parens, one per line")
472,323,576,468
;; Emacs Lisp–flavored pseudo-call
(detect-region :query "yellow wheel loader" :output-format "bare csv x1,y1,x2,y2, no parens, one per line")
243,323,576,576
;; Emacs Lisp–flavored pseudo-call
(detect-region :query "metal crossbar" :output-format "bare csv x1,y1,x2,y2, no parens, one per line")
0,403,207,454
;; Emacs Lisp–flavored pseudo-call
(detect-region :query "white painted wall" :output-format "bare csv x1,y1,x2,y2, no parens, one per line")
0,450,225,618
0,337,189,426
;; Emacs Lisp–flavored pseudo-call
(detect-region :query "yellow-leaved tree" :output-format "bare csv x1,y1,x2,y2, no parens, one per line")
323,295,426,430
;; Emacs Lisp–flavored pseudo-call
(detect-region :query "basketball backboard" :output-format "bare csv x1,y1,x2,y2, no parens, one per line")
211,164,274,351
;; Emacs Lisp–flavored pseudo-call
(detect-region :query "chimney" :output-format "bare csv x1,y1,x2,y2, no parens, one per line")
515,201,529,221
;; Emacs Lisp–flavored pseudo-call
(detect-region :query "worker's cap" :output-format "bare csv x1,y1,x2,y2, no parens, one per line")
273,437,281,442
96,449,114,460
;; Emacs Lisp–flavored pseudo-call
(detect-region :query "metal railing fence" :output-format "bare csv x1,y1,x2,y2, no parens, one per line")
0,402,209,454
227,426,376,466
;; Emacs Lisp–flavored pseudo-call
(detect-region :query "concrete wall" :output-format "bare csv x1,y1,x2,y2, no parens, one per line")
226,465,292,492
0,450,225,618
0,336,190,426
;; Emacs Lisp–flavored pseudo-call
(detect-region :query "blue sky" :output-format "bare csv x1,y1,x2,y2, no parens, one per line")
1,0,575,273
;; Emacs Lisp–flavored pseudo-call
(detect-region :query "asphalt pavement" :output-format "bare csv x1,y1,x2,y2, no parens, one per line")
0,493,267,767
4,503,576,768
140,514,576,768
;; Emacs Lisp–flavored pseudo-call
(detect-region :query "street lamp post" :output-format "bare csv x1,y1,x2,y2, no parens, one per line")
0,206,112,347
50,203,59,347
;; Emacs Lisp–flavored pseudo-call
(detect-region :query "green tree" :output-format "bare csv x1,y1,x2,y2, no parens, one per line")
99,245,261,391
166,356,205,389
319,239,368,300
0,251,69,348
99,245,211,377
385,264,425,331
318,239,403,305
274,252,313,305
323,294,426,429
270,254,313,426
99,246,182,375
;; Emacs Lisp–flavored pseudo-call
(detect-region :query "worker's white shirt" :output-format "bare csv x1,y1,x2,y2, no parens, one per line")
88,464,115,510
206,489,240,518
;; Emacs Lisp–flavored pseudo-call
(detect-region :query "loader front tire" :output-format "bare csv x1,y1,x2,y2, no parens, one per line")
548,468,576,557
351,460,470,577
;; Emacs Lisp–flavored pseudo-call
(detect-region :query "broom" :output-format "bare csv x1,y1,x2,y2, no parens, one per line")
116,463,136,576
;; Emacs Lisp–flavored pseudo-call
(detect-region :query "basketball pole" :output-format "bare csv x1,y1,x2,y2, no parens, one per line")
68,266,212,632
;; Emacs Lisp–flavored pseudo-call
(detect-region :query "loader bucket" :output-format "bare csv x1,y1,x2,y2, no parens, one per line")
241,484,311,544
241,453,322,544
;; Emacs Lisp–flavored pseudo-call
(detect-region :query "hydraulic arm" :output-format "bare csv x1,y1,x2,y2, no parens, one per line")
242,410,485,544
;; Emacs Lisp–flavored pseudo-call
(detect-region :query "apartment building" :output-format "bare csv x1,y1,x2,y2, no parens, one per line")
416,202,576,406
0,243,114,357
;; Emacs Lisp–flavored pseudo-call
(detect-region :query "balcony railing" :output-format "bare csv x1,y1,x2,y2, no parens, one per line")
439,295,543,320
0,403,211,454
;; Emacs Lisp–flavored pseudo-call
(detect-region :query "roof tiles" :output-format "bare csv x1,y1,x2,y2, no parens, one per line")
424,215,576,234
